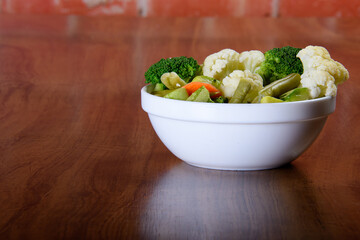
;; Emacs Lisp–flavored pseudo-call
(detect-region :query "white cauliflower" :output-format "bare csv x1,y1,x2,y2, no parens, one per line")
202,49,265,81
203,49,242,80
297,45,349,98
221,70,263,103
238,50,265,73
300,71,337,98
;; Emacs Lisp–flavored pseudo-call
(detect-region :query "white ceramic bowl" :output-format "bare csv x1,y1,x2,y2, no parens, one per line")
141,85,336,171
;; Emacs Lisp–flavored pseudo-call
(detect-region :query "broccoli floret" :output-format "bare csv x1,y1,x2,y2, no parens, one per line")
213,96,228,103
145,56,200,85
256,46,303,85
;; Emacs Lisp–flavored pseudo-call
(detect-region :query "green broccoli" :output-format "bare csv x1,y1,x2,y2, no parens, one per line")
145,56,200,86
256,46,303,85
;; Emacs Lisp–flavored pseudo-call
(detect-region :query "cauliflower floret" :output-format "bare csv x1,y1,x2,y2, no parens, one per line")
238,50,265,73
300,71,337,98
203,49,265,81
297,45,349,98
221,70,263,103
203,49,242,80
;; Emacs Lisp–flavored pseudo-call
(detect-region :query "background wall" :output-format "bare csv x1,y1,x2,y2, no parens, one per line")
0,0,359,17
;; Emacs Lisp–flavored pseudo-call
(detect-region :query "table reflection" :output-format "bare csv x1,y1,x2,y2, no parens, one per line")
140,163,327,239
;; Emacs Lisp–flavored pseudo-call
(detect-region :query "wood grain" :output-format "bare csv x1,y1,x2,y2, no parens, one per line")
0,16,359,239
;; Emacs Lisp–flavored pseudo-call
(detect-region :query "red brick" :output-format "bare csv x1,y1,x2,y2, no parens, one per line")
279,0,360,17
0,0,138,16
0,15,68,35
1,0,57,14
243,0,272,17
146,0,271,17
58,0,88,14
60,0,138,16
86,1,138,16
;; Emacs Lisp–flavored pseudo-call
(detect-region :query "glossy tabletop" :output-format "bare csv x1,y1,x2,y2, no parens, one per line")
0,15,359,239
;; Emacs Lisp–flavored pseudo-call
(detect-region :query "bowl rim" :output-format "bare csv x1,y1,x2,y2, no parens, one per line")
141,85,336,124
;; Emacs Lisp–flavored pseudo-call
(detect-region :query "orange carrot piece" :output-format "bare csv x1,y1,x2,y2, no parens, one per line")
182,82,221,98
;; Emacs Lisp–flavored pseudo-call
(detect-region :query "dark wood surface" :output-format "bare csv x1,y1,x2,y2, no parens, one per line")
0,15,359,239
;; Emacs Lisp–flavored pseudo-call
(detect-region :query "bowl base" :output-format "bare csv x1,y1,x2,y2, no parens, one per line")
184,161,287,171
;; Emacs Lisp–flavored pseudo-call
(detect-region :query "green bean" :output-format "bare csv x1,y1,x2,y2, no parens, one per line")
229,79,251,103
252,73,301,103
153,89,175,97
280,87,311,102
260,96,284,103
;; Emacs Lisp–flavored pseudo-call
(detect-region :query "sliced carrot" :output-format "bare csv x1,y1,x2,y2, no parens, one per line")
182,82,222,98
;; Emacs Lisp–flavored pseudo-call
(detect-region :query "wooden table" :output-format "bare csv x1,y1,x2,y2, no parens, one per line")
0,15,359,239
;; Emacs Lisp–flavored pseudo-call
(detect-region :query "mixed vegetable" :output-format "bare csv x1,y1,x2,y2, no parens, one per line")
144,46,349,103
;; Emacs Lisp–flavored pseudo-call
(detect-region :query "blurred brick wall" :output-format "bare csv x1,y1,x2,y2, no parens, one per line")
0,0,359,17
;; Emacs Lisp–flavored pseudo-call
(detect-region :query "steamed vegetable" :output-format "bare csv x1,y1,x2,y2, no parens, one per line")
164,88,188,100
213,96,227,103
238,50,265,73
153,89,174,97
260,96,284,103
252,73,301,103
202,49,265,81
296,46,349,98
202,49,243,80
221,70,263,103
280,87,311,102
153,83,166,91
145,56,200,86
160,72,187,89
145,46,349,104
192,75,222,89
182,81,221,98
186,86,213,102
256,46,304,85
229,79,252,103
